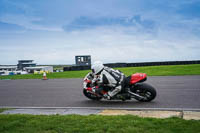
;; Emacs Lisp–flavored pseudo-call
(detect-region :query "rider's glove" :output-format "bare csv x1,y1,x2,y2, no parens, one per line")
92,87,96,93
92,78,98,84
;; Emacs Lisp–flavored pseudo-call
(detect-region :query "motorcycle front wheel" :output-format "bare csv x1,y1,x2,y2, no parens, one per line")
83,89,102,100
131,83,157,102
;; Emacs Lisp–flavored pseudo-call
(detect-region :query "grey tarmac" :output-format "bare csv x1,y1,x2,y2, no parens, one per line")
0,76,200,109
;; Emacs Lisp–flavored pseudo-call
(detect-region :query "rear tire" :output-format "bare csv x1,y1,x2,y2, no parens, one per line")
131,83,156,102
83,89,102,100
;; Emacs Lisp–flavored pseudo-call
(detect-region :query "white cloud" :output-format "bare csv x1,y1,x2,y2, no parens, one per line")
2,25,199,65
0,14,63,31
0,0,200,64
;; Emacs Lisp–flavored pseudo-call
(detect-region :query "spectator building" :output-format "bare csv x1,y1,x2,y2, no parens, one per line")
17,60,36,70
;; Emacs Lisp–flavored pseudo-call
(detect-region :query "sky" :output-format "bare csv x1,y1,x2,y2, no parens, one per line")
0,0,200,65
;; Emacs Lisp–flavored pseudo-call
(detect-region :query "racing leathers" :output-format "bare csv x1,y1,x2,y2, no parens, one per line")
92,66,125,99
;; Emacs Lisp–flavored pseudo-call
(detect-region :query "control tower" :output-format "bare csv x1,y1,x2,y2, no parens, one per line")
75,55,91,66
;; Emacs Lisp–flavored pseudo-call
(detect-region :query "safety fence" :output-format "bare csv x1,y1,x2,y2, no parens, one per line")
63,60,200,71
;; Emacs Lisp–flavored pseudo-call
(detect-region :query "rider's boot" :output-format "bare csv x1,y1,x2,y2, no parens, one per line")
103,93,111,100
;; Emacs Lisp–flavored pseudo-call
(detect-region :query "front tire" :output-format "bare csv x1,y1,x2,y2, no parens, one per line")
83,89,102,100
131,83,156,102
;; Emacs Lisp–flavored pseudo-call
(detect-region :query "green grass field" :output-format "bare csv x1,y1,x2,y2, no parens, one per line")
0,114,199,133
0,108,10,113
0,64,200,80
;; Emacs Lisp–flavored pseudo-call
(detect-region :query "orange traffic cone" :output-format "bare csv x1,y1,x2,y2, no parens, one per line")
42,72,48,80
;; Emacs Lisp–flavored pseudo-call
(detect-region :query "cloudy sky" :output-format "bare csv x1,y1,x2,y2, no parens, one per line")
0,0,200,65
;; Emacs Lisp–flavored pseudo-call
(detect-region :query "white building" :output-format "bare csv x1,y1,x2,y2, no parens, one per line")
0,65,54,75
0,66,17,71
0,66,28,76
0,66,18,75
25,66,53,73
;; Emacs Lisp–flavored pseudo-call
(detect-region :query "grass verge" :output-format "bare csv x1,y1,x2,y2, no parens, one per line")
119,64,200,76
0,64,200,80
0,108,12,113
0,114,200,133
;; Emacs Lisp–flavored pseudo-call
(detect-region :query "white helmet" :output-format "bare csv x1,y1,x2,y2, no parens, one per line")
91,61,104,75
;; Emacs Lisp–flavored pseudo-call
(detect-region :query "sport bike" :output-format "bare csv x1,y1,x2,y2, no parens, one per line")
83,73,156,102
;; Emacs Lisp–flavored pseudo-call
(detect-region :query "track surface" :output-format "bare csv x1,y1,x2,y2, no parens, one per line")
0,76,200,109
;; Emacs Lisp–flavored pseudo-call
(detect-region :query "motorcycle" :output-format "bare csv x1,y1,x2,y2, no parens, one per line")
83,72,156,102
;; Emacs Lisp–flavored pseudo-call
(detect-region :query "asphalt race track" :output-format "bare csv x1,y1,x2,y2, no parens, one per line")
0,76,200,110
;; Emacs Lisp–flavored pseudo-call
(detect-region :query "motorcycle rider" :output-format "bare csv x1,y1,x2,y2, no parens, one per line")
91,61,125,100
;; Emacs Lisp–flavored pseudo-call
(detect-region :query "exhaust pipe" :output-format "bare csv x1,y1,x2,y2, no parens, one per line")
128,91,145,99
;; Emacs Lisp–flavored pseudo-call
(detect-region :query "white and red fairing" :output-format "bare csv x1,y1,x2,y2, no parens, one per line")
83,73,147,92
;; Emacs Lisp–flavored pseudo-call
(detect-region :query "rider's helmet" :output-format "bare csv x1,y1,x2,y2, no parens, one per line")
91,61,104,75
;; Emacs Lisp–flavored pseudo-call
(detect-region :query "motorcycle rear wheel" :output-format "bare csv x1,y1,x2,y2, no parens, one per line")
131,83,156,102
83,89,102,100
